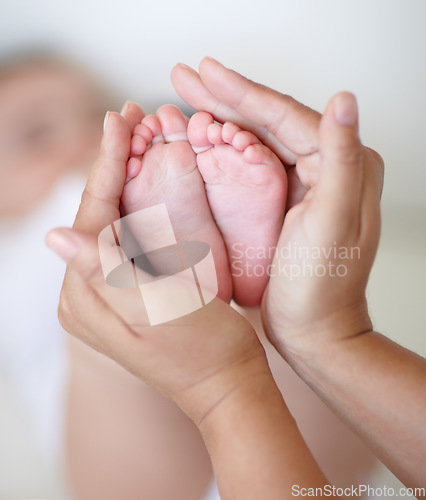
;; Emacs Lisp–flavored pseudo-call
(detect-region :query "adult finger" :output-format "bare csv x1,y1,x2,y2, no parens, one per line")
171,63,243,123
199,57,321,155
172,58,321,164
47,227,150,331
171,62,296,163
314,92,364,229
363,147,385,202
74,111,131,234
359,148,384,245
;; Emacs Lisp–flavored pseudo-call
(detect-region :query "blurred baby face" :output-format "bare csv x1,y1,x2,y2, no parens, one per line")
0,62,107,216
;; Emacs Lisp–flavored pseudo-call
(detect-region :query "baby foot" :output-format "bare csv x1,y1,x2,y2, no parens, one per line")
121,105,232,302
187,112,287,307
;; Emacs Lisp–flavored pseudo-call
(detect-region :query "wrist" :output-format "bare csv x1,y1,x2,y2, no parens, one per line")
177,335,271,426
263,294,373,372
195,352,328,498
197,359,278,434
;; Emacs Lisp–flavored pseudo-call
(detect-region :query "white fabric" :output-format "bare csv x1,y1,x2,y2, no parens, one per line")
202,479,221,500
0,174,85,467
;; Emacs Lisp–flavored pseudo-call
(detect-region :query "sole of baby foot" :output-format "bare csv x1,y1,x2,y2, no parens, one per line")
120,105,232,302
188,112,287,307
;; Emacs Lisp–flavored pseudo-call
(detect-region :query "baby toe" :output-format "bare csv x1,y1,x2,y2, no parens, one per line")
244,143,281,168
232,130,260,151
156,104,188,143
125,157,142,183
221,122,241,145
142,114,164,143
134,123,153,144
207,123,223,145
131,134,147,156
188,111,215,153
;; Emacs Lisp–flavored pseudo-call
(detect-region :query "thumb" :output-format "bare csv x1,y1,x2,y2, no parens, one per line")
74,111,131,234
46,227,151,351
316,92,363,223
46,227,106,286
46,226,154,293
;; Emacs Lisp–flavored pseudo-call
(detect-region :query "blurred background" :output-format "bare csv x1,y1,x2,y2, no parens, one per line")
0,0,425,498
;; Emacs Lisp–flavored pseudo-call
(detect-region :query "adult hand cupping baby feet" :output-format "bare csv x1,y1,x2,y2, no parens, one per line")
171,58,384,356
262,93,384,362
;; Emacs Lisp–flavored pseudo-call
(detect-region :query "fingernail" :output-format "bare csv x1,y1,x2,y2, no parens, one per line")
176,62,190,70
46,229,79,262
334,93,358,126
103,111,110,133
203,56,218,64
120,101,131,116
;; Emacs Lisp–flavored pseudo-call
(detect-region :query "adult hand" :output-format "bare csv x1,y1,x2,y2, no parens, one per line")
47,101,331,498
171,59,426,491
172,57,384,349
46,103,264,424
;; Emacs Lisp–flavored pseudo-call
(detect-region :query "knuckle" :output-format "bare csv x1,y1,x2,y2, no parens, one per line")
364,147,385,197
366,146,384,164
58,289,73,331
366,146,385,173
85,259,104,284
335,141,363,165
